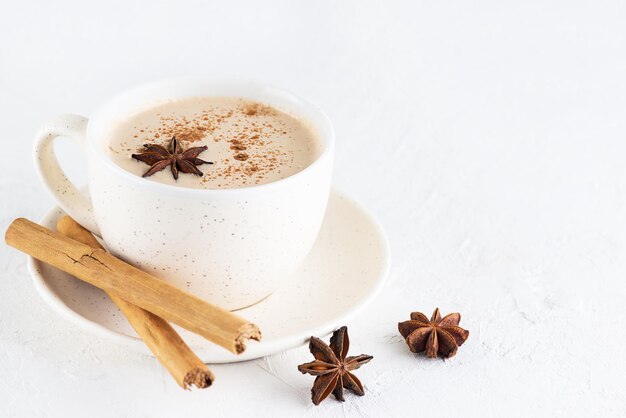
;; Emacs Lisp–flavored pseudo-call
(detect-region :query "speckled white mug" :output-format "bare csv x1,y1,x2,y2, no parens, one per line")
34,78,334,310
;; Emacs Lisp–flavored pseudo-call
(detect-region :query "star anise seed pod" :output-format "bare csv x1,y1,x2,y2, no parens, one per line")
298,326,372,405
131,136,213,180
398,308,469,359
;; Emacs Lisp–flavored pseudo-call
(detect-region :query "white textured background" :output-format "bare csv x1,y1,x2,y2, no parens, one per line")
1,1,626,417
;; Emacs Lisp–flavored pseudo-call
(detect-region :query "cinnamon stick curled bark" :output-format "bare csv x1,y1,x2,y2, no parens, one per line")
57,216,214,390
5,218,261,355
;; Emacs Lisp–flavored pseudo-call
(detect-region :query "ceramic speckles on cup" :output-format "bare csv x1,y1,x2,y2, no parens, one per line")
33,78,334,310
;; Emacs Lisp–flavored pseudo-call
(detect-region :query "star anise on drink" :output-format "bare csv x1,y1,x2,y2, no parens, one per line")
297,326,372,405
131,136,213,180
398,308,469,359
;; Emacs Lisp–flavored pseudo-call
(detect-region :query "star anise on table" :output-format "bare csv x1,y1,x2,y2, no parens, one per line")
131,136,213,180
398,308,469,359
297,326,372,405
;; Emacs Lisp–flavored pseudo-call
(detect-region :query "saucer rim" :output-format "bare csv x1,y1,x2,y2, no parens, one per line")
27,188,391,363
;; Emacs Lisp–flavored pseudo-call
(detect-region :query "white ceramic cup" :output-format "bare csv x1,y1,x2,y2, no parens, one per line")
34,78,334,310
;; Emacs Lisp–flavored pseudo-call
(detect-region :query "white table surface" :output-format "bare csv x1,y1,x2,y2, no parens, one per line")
1,1,625,417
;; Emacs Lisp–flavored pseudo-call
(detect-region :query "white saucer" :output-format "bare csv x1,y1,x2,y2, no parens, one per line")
28,189,390,363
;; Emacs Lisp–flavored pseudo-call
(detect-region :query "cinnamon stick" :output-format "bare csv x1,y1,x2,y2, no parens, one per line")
57,216,214,390
5,218,261,354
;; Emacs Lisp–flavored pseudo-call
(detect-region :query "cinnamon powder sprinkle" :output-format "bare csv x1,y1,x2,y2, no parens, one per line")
241,102,275,116
123,99,302,186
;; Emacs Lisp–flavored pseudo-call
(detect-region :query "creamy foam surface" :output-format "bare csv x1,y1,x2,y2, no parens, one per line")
106,97,323,189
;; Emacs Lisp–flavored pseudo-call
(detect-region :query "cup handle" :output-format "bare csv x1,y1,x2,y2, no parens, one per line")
33,114,100,236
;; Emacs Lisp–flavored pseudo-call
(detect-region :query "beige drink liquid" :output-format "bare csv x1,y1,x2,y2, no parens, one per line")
106,97,323,189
